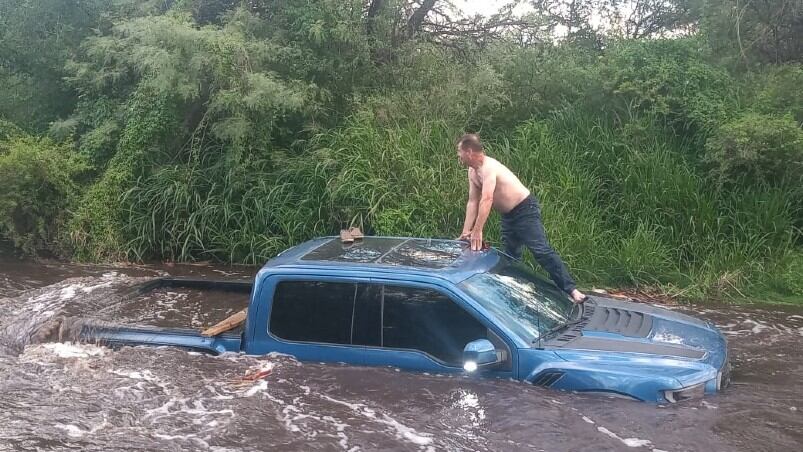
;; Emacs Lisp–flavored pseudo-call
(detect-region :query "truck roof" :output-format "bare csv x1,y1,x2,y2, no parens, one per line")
264,236,501,283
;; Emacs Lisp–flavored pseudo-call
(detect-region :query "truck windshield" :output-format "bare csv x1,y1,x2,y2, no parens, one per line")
458,258,574,344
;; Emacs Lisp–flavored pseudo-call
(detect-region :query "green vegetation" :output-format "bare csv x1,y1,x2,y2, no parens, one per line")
0,0,800,304
0,132,88,255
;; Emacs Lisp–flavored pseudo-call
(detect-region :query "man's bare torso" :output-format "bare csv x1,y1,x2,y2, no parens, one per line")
469,156,530,214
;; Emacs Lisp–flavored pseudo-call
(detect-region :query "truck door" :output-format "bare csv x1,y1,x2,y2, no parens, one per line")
362,280,514,378
249,276,373,365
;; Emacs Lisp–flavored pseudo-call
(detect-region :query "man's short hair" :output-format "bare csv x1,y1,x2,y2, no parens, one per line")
457,133,483,153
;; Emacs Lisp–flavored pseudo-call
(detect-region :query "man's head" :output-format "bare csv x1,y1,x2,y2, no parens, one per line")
456,133,484,168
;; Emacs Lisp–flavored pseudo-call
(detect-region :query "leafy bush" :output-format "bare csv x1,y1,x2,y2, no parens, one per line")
704,113,803,189
0,136,87,255
68,89,179,261
777,253,803,296
752,65,803,124
600,38,739,137
0,119,23,141
489,44,602,127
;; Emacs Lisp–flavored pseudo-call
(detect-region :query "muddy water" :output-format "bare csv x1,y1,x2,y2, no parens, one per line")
0,258,801,451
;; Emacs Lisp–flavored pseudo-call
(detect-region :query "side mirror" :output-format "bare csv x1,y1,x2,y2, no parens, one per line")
462,338,502,372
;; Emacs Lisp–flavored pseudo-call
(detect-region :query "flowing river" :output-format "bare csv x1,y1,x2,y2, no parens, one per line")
0,257,801,451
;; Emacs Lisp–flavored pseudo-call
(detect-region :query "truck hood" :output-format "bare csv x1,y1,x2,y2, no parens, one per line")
546,296,728,372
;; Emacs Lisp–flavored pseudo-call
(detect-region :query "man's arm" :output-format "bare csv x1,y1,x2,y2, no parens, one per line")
470,167,496,250
460,171,480,239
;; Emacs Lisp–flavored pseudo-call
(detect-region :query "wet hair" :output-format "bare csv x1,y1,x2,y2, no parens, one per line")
457,133,483,153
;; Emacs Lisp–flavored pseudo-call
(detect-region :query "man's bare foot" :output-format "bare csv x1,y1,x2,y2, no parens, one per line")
570,289,587,304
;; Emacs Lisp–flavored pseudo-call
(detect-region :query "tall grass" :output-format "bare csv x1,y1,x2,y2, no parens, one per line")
114,107,801,301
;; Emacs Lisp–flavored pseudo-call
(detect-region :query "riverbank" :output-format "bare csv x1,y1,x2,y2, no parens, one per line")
3,253,800,307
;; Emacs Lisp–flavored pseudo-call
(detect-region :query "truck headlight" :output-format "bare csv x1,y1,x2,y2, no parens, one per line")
663,383,705,403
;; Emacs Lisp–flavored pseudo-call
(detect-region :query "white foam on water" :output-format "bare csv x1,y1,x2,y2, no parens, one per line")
109,369,160,382
153,432,211,449
323,415,350,433
205,384,235,400
596,426,653,448
56,423,86,437
181,399,235,419
622,438,652,448
582,416,595,424
55,416,108,438
145,400,178,419
743,319,770,334
321,394,433,446
257,390,357,448
80,281,114,293
378,413,433,446
457,391,479,409
43,342,106,358
59,285,78,300
243,380,268,397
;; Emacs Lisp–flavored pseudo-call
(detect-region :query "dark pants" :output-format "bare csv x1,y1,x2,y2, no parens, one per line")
501,195,577,294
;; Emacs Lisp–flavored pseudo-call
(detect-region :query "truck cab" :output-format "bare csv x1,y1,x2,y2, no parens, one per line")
243,237,520,379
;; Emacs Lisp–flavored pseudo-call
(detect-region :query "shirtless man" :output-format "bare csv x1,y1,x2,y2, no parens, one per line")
456,133,586,303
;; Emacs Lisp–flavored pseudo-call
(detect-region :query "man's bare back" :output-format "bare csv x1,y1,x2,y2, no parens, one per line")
469,156,530,214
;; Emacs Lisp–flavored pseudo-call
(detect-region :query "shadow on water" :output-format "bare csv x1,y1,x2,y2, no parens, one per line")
0,257,801,451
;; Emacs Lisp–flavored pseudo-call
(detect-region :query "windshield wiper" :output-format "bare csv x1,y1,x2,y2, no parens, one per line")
533,302,586,344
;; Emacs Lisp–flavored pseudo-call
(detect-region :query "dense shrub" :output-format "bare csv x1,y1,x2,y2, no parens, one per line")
599,39,739,137
0,135,88,255
751,65,803,124
704,113,803,189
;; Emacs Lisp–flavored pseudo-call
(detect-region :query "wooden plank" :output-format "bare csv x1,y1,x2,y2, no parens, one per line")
201,309,247,336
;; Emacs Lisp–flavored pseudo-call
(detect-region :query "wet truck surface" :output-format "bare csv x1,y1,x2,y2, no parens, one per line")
39,236,730,404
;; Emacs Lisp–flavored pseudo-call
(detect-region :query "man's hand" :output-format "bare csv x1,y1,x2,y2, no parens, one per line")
570,289,588,304
470,229,483,251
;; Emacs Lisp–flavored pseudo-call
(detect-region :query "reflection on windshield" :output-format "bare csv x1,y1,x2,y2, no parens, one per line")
458,259,573,343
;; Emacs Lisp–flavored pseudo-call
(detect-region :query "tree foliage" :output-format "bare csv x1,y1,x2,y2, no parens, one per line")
0,0,800,301
0,133,88,255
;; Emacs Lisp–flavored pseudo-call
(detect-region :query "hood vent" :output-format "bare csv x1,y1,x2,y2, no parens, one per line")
532,371,564,387
585,305,653,338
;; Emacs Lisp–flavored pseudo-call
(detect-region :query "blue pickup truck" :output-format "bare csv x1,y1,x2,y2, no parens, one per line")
63,236,730,403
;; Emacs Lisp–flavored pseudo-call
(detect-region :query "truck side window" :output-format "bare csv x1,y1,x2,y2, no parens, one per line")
270,281,355,344
382,285,486,365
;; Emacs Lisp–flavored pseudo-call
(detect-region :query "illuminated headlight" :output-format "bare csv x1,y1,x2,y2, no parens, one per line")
663,383,705,403
463,361,478,372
